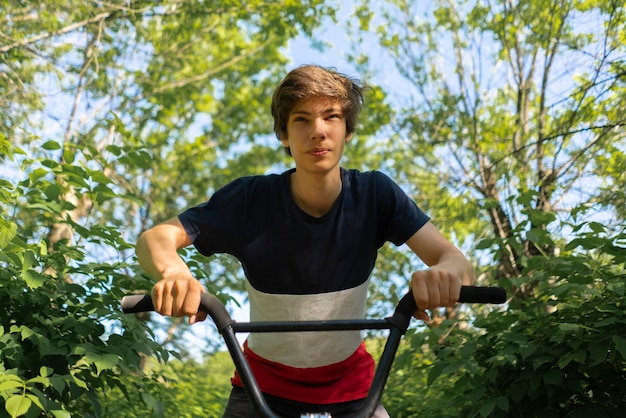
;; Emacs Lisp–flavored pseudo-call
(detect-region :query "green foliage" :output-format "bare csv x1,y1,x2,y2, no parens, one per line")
4,0,624,415
345,6,626,413
0,140,166,417
98,352,234,418
350,0,626,280
383,217,626,417
1,1,342,415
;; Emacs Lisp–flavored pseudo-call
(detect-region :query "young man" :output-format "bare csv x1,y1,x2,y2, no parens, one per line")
136,65,475,417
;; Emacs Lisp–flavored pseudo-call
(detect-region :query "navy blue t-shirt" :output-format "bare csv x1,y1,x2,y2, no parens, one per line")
179,168,429,296
179,167,431,381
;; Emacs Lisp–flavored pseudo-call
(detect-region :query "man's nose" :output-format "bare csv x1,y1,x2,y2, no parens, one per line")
311,117,326,140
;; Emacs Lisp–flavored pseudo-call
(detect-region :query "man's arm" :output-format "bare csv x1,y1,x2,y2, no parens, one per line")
135,216,207,324
405,221,476,321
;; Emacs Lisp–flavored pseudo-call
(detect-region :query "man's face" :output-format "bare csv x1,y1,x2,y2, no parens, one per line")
281,97,352,175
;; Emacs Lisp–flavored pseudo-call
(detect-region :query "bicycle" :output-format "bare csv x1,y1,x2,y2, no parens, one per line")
122,285,506,418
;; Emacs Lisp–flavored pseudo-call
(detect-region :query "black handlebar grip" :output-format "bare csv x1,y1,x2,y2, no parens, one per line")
394,285,507,327
121,294,154,313
399,285,507,310
459,286,507,304
121,293,235,333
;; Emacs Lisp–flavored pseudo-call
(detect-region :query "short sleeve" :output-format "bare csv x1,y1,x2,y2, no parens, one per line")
178,179,246,256
375,171,430,246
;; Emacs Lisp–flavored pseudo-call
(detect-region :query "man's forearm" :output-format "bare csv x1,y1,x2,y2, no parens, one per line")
136,227,193,281
136,223,206,322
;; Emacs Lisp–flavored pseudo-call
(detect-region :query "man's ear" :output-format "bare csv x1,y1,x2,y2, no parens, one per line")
279,133,289,148
345,132,353,142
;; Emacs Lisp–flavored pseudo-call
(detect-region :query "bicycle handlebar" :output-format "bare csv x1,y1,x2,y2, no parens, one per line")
121,285,506,418
121,285,506,330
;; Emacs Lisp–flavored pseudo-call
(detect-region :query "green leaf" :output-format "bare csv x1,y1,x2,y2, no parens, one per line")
518,343,536,360
29,168,50,182
557,323,580,333
494,396,509,412
41,140,61,150
71,375,88,391
39,366,54,378
557,352,574,368
588,339,609,366
25,393,45,412
141,391,165,418
572,350,587,364
51,410,71,418
427,362,447,386
588,221,606,233
478,400,495,417
13,325,36,341
48,376,67,395
86,353,119,375
5,394,32,418
0,380,24,392
475,238,495,250
63,146,75,164
0,219,18,250
44,183,61,200
40,344,67,357
543,368,562,385
27,376,50,387
23,270,46,289
613,336,626,359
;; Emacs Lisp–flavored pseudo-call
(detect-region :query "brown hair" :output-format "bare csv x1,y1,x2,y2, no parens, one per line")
271,65,365,152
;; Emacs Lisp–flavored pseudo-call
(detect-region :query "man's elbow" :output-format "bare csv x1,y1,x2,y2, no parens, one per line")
135,229,151,260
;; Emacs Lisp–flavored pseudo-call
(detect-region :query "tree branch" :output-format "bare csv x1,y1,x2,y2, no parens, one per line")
138,36,275,98
0,11,116,53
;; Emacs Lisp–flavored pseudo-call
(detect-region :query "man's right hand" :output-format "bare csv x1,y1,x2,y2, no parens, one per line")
151,276,208,324
136,217,207,324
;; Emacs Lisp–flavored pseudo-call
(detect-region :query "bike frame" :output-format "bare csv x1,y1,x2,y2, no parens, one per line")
122,286,506,418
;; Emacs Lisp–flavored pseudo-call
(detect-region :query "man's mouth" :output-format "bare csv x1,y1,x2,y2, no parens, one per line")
309,148,329,157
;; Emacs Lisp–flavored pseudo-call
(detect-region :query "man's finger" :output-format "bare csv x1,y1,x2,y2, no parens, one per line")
183,285,202,317
413,309,430,322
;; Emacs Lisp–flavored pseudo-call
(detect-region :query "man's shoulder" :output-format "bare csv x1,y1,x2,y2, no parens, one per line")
224,171,287,191
342,168,394,187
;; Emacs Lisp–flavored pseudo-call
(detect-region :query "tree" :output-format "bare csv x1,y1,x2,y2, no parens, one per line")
1,0,339,415
351,0,625,287
346,0,626,415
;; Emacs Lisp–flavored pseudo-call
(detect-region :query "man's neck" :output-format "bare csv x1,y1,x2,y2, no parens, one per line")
289,168,342,218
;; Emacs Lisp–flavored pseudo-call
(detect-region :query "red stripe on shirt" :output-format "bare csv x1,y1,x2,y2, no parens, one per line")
231,340,375,404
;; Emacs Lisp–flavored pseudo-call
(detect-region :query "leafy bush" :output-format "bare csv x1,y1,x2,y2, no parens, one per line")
98,352,234,418
0,140,167,417
384,222,626,417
